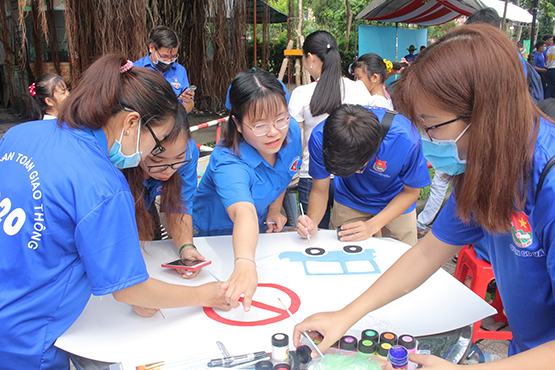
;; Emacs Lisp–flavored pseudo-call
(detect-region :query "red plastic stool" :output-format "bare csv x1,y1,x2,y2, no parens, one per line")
454,245,512,342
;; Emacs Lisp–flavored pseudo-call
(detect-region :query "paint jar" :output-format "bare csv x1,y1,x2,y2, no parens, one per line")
377,342,392,359
379,332,397,345
357,339,377,355
271,333,289,364
339,335,358,351
296,345,313,365
255,360,274,370
273,364,290,370
388,345,409,369
398,335,417,354
361,329,379,342
398,335,417,370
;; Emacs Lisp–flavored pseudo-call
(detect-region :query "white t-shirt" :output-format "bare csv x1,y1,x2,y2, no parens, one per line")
546,45,555,69
288,77,375,178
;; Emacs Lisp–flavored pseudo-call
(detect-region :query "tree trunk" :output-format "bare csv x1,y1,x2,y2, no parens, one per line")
345,0,352,52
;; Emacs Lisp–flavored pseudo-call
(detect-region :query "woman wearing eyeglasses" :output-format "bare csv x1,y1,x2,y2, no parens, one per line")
0,55,228,370
193,69,302,312
123,106,201,284
134,25,195,112
294,25,555,369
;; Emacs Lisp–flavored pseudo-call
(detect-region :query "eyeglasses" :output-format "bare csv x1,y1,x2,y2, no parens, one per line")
121,106,166,155
155,49,178,63
246,116,290,137
147,144,193,173
421,116,468,142
144,122,166,155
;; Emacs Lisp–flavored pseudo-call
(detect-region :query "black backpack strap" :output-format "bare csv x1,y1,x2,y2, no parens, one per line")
535,156,555,202
380,110,396,141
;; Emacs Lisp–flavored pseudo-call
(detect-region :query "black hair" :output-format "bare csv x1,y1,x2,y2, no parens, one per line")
225,68,287,152
538,98,555,119
323,104,382,177
149,25,179,49
303,30,343,116
420,45,426,50
535,41,545,49
27,73,66,120
353,53,387,83
465,8,501,28
542,35,553,42
59,54,179,134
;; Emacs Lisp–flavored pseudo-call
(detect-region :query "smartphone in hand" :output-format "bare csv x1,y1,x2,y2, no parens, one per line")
161,258,211,272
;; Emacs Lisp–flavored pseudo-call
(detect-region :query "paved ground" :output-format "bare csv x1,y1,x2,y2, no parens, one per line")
2,109,510,364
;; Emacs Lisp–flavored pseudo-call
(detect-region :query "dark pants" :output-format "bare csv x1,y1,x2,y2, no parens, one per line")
298,177,334,229
545,69,555,99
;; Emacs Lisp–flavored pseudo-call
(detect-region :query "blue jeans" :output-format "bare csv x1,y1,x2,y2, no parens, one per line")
298,177,334,229
282,186,299,227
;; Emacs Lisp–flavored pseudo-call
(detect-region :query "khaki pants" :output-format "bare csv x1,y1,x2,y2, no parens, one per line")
330,200,418,246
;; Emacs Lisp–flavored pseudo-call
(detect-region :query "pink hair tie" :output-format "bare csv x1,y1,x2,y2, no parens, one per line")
120,60,134,74
28,83,36,97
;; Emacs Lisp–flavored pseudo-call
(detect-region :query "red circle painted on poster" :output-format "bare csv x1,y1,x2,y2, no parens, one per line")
203,283,301,326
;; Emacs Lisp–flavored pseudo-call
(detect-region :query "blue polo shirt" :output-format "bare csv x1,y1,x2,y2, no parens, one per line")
193,120,302,236
433,117,555,356
533,51,546,69
0,120,148,369
134,54,190,96
309,107,430,215
144,138,199,214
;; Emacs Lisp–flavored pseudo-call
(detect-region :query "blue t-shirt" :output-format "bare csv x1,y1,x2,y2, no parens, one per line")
134,55,190,96
144,138,199,215
309,107,430,215
404,53,417,63
0,120,149,369
432,117,555,356
193,120,302,236
533,51,546,69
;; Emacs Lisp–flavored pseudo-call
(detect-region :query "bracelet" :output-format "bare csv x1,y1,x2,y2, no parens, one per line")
235,256,256,265
178,243,196,257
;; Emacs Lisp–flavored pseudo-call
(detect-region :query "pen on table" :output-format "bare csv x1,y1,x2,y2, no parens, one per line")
298,203,311,243
207,351,268,368
277,298,325,358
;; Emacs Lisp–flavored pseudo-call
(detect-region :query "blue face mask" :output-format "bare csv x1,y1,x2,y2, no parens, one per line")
421,124,471,176
109,123,142,169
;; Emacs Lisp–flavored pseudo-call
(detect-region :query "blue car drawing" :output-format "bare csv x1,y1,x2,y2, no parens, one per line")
279,245,381,276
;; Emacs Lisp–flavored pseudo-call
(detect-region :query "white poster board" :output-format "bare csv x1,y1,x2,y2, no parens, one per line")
56,231,495,368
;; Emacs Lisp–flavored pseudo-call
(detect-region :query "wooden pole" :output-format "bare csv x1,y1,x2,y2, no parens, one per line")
253,0,257,67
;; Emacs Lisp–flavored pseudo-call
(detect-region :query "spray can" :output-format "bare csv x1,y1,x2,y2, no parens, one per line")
388,345,409,369
271,333,289,364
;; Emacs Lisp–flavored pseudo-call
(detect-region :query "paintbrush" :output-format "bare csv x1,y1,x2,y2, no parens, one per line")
277,298,325,358
299,203,311,243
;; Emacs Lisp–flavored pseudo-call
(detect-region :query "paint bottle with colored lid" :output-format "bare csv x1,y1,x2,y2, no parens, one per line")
357,339,377,355
398,334,417,353
377,342,392,359
271,333,289,364
339,335,358,351
255,360,274,370
361,329,379,342
380,331,397,345
398,335,418,370
388,345,409,369
273,364,290,370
